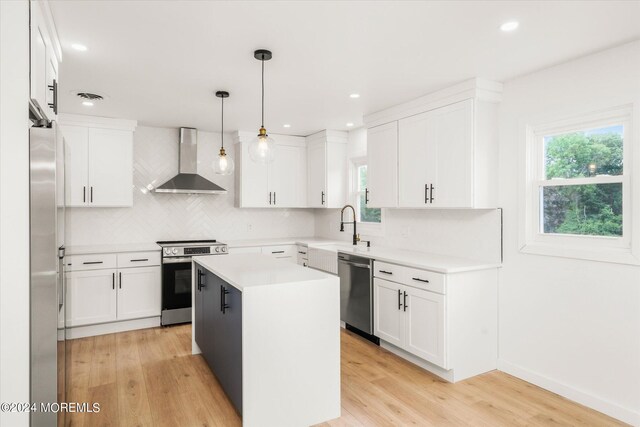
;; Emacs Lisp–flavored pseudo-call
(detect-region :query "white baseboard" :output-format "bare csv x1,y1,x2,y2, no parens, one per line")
498,359,639,426
65,317,161,339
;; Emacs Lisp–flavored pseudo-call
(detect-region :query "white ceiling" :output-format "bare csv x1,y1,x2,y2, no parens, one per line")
51,1,640,136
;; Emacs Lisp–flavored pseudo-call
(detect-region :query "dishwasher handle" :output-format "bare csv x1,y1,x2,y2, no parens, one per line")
339,260,371,269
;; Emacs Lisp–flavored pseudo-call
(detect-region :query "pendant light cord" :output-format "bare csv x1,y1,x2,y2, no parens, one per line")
261,58,265,128
221,96,224,149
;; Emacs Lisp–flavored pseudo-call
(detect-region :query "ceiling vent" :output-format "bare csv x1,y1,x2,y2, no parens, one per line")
76,92,104,101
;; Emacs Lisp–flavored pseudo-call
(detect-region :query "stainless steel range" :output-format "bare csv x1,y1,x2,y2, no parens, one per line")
157,239,228,325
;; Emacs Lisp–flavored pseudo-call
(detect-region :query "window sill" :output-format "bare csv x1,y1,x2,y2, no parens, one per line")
520,241,640,266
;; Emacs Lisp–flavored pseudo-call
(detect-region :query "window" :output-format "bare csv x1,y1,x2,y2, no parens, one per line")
351,158,382,235
521,105,637,264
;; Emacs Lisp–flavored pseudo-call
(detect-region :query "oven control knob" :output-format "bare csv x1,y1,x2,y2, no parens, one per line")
215,247,220,253
221,246,226,253
164,248,171,255
171,248,178,255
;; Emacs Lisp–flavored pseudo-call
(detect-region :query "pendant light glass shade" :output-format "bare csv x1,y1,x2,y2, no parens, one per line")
248,127,276,163
249,49,276,164
214,91,234,175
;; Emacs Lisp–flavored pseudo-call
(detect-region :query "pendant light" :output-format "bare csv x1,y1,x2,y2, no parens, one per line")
248,49,276,163
214,90,234,175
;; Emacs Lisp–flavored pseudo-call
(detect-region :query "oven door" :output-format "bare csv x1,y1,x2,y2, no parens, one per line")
162,259,192,312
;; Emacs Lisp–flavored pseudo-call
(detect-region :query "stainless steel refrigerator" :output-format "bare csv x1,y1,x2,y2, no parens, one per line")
30,120,65,427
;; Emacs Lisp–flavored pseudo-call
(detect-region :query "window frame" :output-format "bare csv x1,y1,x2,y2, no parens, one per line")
520,104,639,265
350,157,384,236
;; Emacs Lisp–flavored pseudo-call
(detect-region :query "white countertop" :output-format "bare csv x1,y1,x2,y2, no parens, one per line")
312,244,501,274
65,242,161,255
224,236,345,248
194,253,332,291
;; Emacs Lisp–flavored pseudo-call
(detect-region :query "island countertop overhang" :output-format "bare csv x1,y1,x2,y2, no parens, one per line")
193,253,333,291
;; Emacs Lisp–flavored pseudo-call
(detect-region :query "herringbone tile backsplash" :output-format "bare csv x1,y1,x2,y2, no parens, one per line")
65,126,315,246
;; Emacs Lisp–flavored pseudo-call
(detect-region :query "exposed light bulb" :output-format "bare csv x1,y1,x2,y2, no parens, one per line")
214,148,234,175
82,101,94,107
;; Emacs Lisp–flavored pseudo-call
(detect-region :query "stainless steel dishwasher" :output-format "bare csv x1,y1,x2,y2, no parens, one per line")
338,252,378,343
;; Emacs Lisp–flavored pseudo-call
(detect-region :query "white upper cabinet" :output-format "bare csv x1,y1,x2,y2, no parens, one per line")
30,1,60,121
269,143,307,207
367,122,398,208
63,125,90,206
88,128,133,206
399,99,474,208
307,139,327,208
59,115,137,208
306,130,348,208
234,132,307,208
365,78,501,209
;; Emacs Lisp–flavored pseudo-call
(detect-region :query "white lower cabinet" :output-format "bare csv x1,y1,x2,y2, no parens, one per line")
117,267,161,320
374,278,446,367
374,278,404,347
373,260,497,382
66,269,118,327
404,286,446,367
65,251,161,329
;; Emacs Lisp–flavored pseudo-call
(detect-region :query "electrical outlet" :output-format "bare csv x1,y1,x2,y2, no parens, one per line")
247,223,252,232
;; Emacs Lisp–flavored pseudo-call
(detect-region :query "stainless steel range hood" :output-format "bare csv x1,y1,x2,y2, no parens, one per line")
154,127,227,194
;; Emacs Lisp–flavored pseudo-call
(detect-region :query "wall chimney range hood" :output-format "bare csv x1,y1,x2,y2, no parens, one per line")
154,127,227,194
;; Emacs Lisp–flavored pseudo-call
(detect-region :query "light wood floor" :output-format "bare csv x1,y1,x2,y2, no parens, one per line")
65,324,626,427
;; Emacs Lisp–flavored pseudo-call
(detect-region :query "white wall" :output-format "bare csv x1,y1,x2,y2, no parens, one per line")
314,129,503,264
0,1,30,426
65,126,315,246
498,40,640,425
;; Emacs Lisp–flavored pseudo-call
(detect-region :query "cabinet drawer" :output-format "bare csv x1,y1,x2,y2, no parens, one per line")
374,261,445,295
117,251,161,268
262,245,296,257
373,261,404,280
65,253,117,271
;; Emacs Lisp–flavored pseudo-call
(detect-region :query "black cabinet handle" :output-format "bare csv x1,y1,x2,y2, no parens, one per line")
47,79,57,114
112,272,115,290
83,186,86,203
403,291,408,311
272,250,285,254
321,191,325,205
269,192,272,205
425,184,429,204
298,251,307,255
83,261,103,265
379,270,393,275
90,186,93,203
365,188,369,205
412,277,430,283
197,269,205,291
220,285,230,314
130,258,148,262
429,184,435,203
397,289,402,310
119,272,122,289
274,191,276,205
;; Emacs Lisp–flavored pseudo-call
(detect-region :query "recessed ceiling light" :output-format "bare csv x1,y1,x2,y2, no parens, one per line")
500,21,519,32
82,101,94,107
346,122,354,127
283,124,291,128
349,93,360,99
71,43,88,51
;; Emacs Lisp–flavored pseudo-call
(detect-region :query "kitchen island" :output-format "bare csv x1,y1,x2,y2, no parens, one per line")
192,253,340,427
